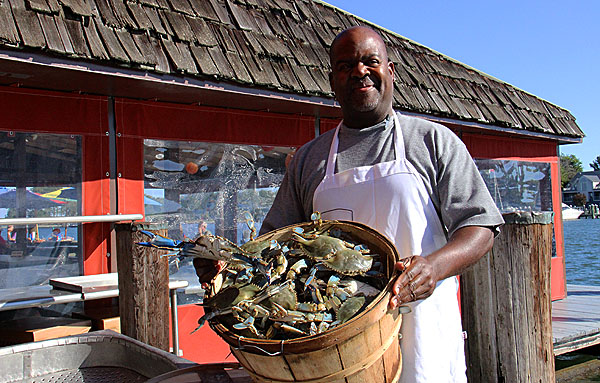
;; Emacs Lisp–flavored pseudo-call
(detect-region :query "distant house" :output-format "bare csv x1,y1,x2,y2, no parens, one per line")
563,171,600,205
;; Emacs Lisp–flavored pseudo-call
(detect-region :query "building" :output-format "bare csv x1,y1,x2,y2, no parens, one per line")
563,171,600,205
0,0,585,362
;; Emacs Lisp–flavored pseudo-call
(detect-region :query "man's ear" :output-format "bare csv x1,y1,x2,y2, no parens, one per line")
388,61,395,79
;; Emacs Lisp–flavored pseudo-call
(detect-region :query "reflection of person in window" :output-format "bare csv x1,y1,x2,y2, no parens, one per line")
194,221,209,240
6,225,16,241
48,228,62,241
28,227,38,242
199,221,208,235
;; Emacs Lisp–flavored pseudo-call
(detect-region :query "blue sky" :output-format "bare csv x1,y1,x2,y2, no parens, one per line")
324,1,599,170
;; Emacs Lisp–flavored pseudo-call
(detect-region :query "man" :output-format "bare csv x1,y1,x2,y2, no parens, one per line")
196,26,503,381
48,228,62,241
6,225,16,241
198,221,208,236
193,221,209,241
259,26,503,382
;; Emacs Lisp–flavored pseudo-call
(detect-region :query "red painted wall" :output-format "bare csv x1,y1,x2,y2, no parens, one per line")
0,87,111,275
462,132,566,300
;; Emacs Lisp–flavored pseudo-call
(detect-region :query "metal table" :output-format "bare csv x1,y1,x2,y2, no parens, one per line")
0,274,188,355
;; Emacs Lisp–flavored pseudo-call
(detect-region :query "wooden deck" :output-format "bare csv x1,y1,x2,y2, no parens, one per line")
553,284,600,355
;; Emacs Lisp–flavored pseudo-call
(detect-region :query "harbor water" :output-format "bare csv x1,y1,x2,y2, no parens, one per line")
563,218,600,286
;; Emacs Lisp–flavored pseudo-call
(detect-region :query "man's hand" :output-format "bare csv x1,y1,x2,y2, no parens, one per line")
389,256,438,309
192,258,225,289
388,226,495,310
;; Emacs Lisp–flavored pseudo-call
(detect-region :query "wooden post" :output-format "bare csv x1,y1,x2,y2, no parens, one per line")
461,212,555,382
115,223,170,351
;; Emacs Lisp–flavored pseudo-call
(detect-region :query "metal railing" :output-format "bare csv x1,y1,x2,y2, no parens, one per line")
0,214,143,226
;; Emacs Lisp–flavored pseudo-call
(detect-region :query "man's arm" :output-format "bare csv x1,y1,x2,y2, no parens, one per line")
389,225,494,309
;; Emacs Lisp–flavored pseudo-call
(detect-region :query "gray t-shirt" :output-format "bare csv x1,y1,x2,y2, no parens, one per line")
260,112,504,237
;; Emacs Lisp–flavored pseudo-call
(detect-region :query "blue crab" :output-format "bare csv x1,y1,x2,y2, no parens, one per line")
137,211,388,341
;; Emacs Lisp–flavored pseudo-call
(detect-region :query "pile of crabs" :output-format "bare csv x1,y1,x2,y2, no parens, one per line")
139,213,388,340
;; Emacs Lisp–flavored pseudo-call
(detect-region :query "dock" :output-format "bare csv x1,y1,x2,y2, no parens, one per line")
553,284,600,355
579,204,600,219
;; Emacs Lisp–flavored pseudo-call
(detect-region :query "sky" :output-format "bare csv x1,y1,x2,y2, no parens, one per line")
324,0,599,170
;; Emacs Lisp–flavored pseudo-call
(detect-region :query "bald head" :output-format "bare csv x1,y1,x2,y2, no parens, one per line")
329,26,389,64
328,26,395,128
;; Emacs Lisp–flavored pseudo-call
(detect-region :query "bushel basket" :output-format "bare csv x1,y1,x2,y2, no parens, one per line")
208,219,403,383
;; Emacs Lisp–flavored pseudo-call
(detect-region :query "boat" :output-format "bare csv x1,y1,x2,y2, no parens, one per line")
562,203,583,220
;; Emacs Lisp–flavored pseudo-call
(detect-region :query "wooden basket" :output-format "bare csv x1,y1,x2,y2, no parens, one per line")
209,220,403,383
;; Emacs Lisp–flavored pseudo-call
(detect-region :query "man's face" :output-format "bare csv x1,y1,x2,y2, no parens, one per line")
329,28,394,127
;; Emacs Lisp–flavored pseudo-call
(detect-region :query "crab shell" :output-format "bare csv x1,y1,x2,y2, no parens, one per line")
265,283,298,311
204,284,262,310
291,233,349,259
336,296,366,324
322,248,373,276
240,238,271,256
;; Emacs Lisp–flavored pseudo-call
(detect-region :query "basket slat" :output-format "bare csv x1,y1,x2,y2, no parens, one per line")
381,311,402,383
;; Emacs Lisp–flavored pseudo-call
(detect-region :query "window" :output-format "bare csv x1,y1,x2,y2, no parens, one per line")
0,132,82,290
143,139,294,304
475,159,553,213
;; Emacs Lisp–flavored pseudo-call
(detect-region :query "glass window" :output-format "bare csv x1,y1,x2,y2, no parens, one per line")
143,139,295,304
0,132,82,290
474,159,553,213
475,158,557,258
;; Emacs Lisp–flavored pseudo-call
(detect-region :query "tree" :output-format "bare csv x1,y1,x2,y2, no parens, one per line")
560,154,583,188
590,156,600,171
573,193,587,207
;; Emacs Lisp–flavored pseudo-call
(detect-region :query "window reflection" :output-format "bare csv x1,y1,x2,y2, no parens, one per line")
143,139,294,304
475,159,553,213
0,132,82,289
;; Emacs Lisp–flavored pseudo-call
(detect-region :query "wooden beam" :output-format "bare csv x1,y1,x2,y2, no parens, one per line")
461,212,555,382
115,222,169,351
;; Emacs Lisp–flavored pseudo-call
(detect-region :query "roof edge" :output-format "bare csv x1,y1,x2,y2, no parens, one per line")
401,110,583,145
0,49,582,144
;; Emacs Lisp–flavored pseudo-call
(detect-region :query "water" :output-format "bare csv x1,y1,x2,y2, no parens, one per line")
563,219,600,286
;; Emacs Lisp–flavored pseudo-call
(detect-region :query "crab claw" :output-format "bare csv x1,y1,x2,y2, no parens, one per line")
192,308,232,334
136,230,182,250
192,311,216,334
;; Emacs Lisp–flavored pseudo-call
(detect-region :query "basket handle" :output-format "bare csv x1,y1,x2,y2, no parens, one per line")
233,336,286,356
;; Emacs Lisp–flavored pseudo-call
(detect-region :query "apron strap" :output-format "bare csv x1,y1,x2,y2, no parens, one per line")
326,113,405,179
391,113,405,161
324,123,341,178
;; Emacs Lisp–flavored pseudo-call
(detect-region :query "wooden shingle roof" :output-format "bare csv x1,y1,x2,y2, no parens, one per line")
0,0,584,138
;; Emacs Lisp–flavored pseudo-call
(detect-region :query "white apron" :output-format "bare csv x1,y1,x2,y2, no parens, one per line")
312,114,466,382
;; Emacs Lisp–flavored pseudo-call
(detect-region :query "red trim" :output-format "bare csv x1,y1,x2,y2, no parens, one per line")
320,118,341,134
82,134,111,275
169,305,236,363
462,133,556,159
550,161,567,300
0,87,106,134
551,257,566,300
116,137,145,216
462,132,566,300
115,99,315,146
0,86,110,275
